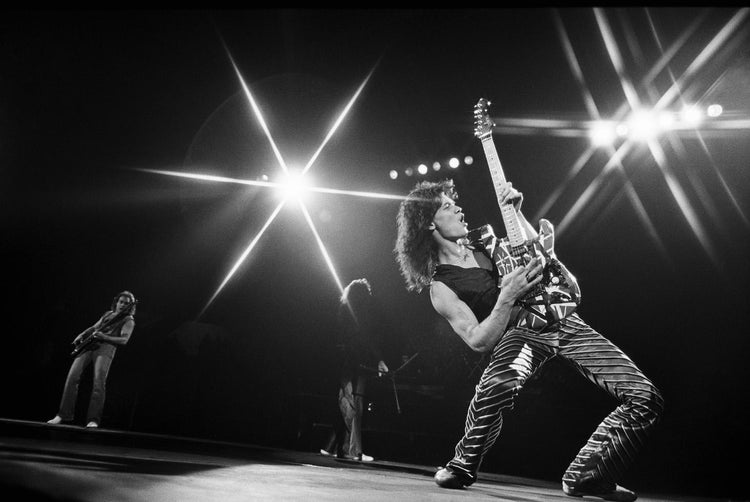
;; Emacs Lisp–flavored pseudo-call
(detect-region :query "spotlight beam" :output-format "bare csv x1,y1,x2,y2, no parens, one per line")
610,9,708,123
223,45,289,174
136,168,277,188
299,201,345,295
646,139,720,270
558,141,634,234
654,8,750,112
594,8,642,110
532,146,596,223
619,9,648,75
553,10,600,119
667,133,733,240
619,178,672,267
306,185,405,201
302,64,378,176
137,167,405,201
200,200,287,318
693,131,750,230
541,11,605,226
492,117,591,129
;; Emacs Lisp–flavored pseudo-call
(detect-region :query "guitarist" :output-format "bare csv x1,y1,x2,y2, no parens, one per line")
394,180,662,501
47,290,136,428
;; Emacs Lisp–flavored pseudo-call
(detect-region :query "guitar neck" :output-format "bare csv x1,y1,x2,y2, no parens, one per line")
479,135,527,247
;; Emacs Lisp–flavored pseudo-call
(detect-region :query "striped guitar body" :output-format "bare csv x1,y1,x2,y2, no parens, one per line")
473,98,581,330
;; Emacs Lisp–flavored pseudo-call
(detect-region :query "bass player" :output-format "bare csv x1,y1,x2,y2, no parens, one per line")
47,290,136,428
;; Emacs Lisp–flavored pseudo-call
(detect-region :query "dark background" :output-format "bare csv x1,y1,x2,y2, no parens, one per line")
2,8,749,499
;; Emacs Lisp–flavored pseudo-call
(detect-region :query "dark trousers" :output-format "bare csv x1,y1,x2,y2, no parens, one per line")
57,344,116,424
446,313,664,486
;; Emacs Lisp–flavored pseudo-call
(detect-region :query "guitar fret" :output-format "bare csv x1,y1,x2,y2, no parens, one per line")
481,136,526,246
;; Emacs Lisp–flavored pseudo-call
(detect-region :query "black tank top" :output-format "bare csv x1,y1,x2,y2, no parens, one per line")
432,250,500,323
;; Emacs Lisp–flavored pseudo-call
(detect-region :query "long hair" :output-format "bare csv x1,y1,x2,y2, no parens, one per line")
340,278,372,306
111,290,137,316
338,278,373,331
394,179,457,292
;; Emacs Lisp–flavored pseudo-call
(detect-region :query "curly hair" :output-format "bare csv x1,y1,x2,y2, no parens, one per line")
394,179,457,293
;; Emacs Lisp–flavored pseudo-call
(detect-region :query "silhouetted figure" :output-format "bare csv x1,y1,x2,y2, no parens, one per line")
321,279,388,461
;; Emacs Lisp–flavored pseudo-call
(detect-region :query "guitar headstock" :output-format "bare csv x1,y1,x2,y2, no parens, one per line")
473,98,495,139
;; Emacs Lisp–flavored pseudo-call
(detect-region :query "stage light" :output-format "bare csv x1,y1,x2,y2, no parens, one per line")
417,164,428,175
449,157,460,168
464,156,473,165
589,121,616,146
657,111,675,130
405,167,414,176
147,54,407,315
628,110,658,140
616,124,629,137
389,170,398,180
680,105,703,126
432,162,441,171
277,169,311,201
707,104,723,117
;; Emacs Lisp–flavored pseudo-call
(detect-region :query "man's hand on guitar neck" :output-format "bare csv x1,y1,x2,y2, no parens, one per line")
497,181,538,240
497,182,523,211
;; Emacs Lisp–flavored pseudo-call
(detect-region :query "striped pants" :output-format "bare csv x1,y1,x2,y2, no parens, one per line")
446,313,664,487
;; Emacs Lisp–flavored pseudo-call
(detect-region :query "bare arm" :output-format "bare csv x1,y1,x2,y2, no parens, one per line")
430,259,543,353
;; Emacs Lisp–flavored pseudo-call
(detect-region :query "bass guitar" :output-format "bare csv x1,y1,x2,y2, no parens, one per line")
473,98,581,330
70,300,137,357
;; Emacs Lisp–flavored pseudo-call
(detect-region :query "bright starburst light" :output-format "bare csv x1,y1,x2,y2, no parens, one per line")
509,8,750,274
142,49,404,317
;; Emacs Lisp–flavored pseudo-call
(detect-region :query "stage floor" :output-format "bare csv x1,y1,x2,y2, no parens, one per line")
0,419,720,501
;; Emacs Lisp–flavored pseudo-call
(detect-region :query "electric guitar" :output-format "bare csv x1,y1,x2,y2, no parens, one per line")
473,98,581,330
70,300,137,357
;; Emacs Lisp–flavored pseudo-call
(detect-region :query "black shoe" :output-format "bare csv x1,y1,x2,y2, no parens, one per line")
434,467,472,489
562,480,637,501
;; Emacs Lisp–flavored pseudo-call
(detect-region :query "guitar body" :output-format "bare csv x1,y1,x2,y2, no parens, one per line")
492,219,581,330
473,97,581,331
70,331,100,358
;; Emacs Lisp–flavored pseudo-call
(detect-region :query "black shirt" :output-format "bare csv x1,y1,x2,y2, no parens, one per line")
432,250,500,323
